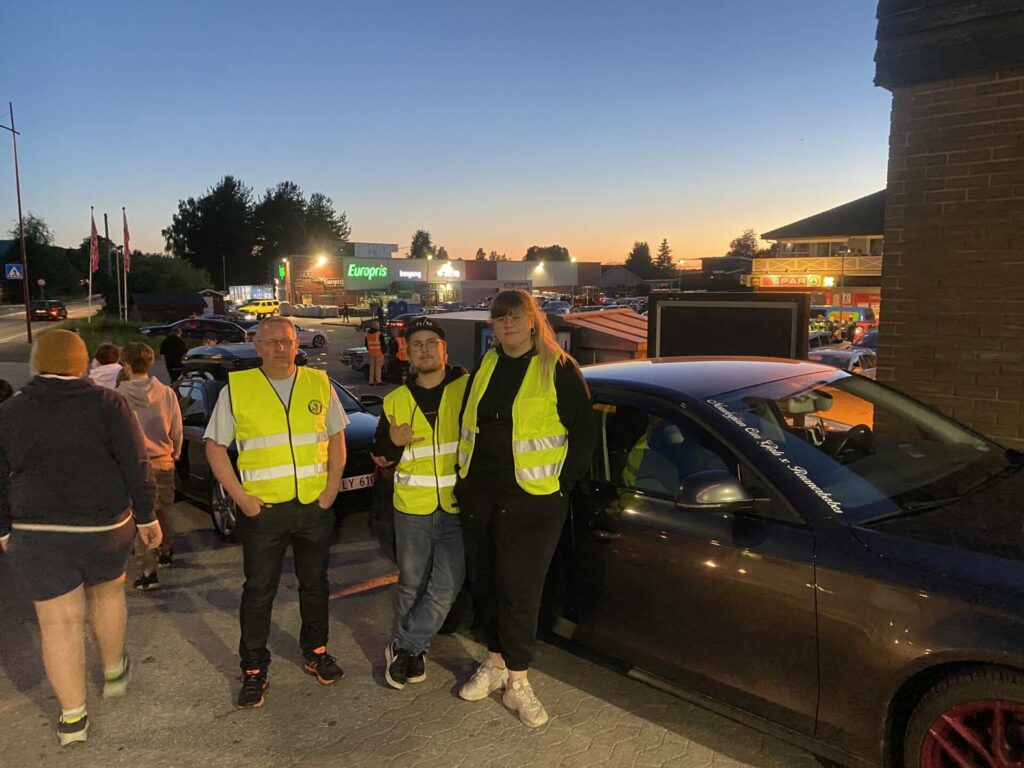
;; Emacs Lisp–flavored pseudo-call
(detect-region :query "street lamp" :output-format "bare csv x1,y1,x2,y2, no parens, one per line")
315,254,327,267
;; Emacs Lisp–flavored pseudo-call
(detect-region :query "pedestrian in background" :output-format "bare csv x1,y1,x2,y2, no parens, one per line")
342,304,350,323
372,317,469,690
117,342,183,590
159,327,187,382
204,317,348,708
89,343,122,389
0,330,159,746
455,289,596,727
365,322,384,386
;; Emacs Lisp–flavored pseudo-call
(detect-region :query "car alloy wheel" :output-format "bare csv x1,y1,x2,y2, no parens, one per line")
312,335,326,348
919,700,1024,768
209,481,238,540
905,669,1024,768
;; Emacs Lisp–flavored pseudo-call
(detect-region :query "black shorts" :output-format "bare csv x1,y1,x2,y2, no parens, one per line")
7,519,136,602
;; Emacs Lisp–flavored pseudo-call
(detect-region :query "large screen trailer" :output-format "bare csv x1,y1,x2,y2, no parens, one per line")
648,292,811,360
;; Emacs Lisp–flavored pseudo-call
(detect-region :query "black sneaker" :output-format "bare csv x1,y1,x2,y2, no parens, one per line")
158,550,173,568
407,652,426,684
57,712,89,746
384,641,414,690
134,572,160,591
237,668,269,708
303,647,344,685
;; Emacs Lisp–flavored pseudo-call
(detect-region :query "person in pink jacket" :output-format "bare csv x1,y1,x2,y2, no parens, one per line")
116,342,183,590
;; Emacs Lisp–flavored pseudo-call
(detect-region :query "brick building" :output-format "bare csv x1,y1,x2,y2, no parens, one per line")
875,0,1024,449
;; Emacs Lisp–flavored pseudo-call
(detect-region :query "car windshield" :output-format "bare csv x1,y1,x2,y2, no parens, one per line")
710,371,1012,522
330,381,362,413
812,353,854,369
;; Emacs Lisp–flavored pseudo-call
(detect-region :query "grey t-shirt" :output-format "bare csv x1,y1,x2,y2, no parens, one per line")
204,371,349,446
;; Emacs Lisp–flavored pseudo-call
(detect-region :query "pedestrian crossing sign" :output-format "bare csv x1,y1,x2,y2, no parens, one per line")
5,263,23,281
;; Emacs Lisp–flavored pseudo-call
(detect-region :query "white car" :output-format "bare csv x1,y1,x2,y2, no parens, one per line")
245,322,327,348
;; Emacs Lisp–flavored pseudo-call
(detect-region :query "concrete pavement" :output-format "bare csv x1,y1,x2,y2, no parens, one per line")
0,502,815,768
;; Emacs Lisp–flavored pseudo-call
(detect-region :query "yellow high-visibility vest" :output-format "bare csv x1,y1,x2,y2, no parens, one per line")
383,374,469,514
229,367,332,504
458,349,567,495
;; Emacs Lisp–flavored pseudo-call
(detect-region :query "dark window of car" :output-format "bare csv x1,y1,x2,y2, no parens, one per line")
179,319,201,330
594,402,733,499
178,383,209,423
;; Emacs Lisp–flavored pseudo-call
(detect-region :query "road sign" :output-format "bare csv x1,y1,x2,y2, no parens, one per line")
37,278,45,286
5,263,23,281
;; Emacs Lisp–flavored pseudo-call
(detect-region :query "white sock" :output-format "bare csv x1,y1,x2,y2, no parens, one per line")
104,656,126,681
61,704,86,723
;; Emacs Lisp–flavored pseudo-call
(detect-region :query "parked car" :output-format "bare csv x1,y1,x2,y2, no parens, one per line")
174,345,379,538
544,301,571,316
139,317,247,343
853,328,878,350
244,321,327,348
376,356,1024,768
809,347,877,374
385,312,421,334
808,330,849,351
236,298,280,318
29,299,67,321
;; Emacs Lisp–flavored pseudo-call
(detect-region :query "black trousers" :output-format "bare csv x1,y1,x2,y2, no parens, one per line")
457,481,567,671
237,500,335,671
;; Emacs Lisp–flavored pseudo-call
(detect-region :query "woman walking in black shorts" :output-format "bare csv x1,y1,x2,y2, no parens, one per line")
0,330,160,746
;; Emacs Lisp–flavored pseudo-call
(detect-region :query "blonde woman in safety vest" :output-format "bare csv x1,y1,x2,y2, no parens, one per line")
370,316,469,690
455,289,596,728
204,317,349,709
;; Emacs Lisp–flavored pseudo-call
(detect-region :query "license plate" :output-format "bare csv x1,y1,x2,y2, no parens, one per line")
340,473,375,492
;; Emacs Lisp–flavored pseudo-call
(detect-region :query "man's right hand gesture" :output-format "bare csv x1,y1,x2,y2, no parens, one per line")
389,415,423,447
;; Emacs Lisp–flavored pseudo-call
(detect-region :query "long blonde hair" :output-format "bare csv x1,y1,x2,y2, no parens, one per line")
490,289,572,377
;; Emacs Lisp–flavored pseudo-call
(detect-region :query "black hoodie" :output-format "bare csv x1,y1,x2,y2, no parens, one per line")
0,376,155,538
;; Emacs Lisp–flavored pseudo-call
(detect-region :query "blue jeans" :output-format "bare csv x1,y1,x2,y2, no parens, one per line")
393,509,465,655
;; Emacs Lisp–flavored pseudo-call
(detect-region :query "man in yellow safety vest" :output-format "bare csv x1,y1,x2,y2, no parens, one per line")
205,317,349,708
371,316,469,689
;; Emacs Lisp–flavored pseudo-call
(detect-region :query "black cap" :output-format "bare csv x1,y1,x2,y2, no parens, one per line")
404,315,445,341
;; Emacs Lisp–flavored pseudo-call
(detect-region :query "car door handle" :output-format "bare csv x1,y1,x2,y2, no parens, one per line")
591,528,622,542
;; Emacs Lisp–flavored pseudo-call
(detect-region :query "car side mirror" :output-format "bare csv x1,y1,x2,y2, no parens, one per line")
359,394,383,408
675,469,754,511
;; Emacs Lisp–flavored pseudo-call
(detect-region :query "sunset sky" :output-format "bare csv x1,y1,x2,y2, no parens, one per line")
4,1,891,265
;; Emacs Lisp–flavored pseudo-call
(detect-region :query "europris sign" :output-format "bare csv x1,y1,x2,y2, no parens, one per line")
347,263,388,280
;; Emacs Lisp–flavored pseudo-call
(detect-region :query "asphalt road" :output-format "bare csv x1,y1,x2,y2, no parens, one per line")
0,502,816,768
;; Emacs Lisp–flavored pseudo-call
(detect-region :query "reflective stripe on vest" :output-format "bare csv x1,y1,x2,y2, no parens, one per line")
382,374,469,515
230,367,333,504
458,349,568,495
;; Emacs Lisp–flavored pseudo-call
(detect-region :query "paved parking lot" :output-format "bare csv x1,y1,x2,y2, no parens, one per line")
0,500,816,768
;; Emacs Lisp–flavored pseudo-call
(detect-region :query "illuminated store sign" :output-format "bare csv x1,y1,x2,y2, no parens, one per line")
436,263,461,279
347,264,388,280
398,270,423,279
756,274,822,288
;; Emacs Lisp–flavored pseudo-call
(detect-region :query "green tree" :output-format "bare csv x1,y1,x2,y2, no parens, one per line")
8,212,54,247
523,244,570,262
305,192,351,256
255,181,308,264
410,229,433,259
726,229,762,259
488,251,507,261
655,238,674,274
103,253,212,318
162,176,258,289
625,241,653,277
435,245,449,260
474,247,486,261
2,215,84,302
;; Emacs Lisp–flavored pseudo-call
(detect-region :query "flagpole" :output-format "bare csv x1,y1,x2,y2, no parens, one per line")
122,208,129,322
107,213,121,321
88,207,94,324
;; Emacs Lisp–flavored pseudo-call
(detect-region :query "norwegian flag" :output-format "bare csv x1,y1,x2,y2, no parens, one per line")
89,211,100,273
122,208,131,273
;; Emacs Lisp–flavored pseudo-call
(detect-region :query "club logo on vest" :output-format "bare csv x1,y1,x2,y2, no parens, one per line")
308,399,324,415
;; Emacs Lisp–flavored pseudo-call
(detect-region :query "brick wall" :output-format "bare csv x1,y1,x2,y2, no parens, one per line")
879,67,1024,448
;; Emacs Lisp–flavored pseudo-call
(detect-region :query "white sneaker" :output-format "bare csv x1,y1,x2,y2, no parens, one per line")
502,678,549,728
458,658,508,701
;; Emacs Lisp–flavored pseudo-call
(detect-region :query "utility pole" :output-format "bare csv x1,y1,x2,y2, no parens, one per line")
1,103,33,344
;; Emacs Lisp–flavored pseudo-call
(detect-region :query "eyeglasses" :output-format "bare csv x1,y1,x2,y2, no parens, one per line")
492,313,526,326
410,339,442,351
256,337,296,348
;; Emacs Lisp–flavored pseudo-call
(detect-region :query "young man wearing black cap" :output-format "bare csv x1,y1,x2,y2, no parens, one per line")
371,316,469,689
